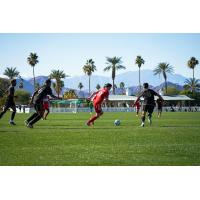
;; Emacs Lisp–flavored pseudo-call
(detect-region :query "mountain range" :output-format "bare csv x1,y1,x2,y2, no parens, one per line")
14,69,188,95
63,69,187,90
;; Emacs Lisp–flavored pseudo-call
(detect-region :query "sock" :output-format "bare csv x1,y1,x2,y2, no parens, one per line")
141,116,145,123
29,114,42,125
88,116,98,124
26,112,38,122
11,111,16,121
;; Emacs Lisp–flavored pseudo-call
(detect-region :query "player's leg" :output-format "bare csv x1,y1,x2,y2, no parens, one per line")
136,108,139,116
29,105,44,126
9,104,17,125
147,106,154,126
141,111,146,127
159,107,162,117
26,104,43,128
0,102,10,119
44,108,49,120
87,104,103,126
140,105,147,127
26,104,39,125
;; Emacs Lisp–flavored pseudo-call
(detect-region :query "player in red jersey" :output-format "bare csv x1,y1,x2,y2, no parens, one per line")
86,83,112,126
42,95,50,120
135,100,141,116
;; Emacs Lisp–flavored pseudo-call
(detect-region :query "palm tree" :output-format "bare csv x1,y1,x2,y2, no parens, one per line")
50,70,66,98
153,62,174,94
104,57,126,94
78,82,84,91
184,78,200,93
187,57,199,80
135,55,145,92
82,59,97,94
119,82,125,89
27,53,39,90
120,82,125,94
3,67,19,79
96,84,101,90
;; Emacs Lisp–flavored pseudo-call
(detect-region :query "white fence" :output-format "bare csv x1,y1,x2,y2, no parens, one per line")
16,106,200,113
49,106,200,113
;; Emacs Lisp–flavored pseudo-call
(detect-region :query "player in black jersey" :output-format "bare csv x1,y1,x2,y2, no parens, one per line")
134,83,164,127
0,79,17,125
25,79,60,128
156,98,163,118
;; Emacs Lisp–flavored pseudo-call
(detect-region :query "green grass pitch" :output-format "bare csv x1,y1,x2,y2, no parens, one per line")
0,112,200,166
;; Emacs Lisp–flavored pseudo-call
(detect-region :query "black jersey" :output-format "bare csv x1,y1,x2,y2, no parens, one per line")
6,85,15,102
33,86,53,104
140,89,157,106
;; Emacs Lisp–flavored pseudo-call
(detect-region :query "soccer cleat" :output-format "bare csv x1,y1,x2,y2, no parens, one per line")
86,121,94,126
9,121,16,125
140,122,144,127
27,124,33,128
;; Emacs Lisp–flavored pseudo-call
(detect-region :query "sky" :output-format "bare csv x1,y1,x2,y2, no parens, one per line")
0,33,200,79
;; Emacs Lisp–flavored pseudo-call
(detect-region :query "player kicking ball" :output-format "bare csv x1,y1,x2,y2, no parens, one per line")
134,83,164,127
25,79,60,128
86,83,112,126
0,79,17,125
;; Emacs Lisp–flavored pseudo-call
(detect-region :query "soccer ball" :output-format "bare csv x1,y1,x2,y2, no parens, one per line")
114,119,121,126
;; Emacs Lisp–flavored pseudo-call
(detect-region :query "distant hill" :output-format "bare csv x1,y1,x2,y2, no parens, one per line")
64,69,187,90
16,70,188,95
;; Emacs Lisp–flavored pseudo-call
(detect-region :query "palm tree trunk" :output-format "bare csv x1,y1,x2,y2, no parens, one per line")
33,67,36,91
112,79,115,94
193,68,194,80
89,76,91,94
192,70,194,93
165,79,167,94
139,67,141,91
57,80,60,98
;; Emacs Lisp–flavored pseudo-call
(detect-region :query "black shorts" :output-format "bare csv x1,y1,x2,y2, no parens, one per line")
142,105,154,114
34,103,44,112
4,100,16,110
158,107,162,111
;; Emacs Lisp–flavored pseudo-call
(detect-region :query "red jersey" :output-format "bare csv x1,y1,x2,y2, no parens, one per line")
93,88,109,105
135,101,141,109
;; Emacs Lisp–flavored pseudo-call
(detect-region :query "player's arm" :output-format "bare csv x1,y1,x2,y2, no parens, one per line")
30,90,38,104
48,88,62,100
50,94,61,99
134,93,143,106
155,92,164,101
87,91,98,101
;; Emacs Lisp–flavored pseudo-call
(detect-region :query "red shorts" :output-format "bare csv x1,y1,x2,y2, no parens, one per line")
43,102,49,110
94,103,102,114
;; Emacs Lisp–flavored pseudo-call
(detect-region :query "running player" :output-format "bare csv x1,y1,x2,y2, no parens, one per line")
156,98,163,118
0,79,17,125
134,83,164,127
86,83,112,126
25,79,59,128
42,95,50,120
135,100,141,116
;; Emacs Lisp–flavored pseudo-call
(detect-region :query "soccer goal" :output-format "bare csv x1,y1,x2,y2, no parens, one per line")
50,99,89,113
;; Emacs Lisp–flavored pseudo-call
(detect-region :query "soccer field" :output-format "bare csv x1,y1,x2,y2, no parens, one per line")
0,112,200,166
